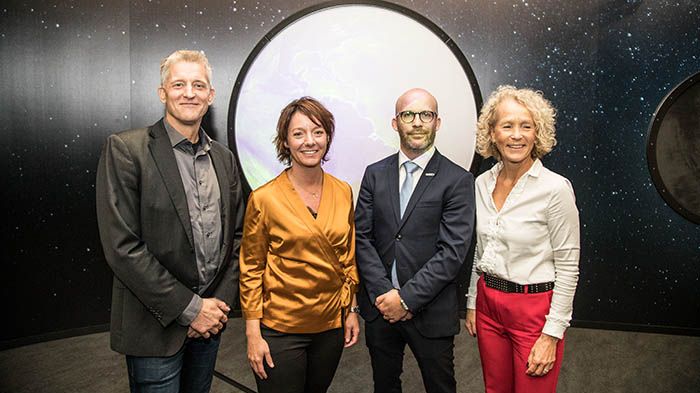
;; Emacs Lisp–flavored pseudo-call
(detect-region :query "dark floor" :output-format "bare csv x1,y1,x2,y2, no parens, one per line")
1,318,699,393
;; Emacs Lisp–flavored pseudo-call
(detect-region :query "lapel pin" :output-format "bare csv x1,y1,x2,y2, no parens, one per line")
425,172,435,177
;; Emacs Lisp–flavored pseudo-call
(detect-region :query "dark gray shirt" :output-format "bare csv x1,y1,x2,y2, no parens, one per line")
164,120,223,326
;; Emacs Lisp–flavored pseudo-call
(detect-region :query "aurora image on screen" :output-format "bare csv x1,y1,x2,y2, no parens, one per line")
231,4,480,197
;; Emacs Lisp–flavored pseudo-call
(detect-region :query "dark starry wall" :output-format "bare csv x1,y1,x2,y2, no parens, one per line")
1,0,698,342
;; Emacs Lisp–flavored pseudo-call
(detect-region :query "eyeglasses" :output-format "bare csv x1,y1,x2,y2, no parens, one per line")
396,110,437,124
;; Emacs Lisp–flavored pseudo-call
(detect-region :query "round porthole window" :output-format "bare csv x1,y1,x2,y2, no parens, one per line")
228,1,482,197
647,71,700,224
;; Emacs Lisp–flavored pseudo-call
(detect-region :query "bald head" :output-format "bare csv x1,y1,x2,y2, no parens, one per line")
395,88,439,114
392,88,441,159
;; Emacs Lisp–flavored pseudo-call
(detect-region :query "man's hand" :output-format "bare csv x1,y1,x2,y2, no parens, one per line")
187,327,202,338
526,333,558,377
375,289,408,323
465,308,477,337
190,298,230,338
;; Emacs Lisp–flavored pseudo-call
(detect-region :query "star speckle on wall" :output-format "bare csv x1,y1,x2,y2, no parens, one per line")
433,0,700,326
1,0,698,342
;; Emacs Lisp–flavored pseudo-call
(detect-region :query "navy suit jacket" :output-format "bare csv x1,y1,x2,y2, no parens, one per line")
96,119,244,356
355,150,475,338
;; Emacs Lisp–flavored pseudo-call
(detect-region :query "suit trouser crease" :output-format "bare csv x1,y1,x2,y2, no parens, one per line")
365,317,456,393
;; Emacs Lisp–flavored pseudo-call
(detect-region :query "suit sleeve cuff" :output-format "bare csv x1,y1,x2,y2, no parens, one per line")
369,282,395,306
176,294,202,326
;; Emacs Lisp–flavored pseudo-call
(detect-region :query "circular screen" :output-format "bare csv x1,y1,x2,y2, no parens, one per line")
228,2,481,197
647,71,700,224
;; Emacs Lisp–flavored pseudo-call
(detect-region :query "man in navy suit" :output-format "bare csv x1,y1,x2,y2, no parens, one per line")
355,88,475,393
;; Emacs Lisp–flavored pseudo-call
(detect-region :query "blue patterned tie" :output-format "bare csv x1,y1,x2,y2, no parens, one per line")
400,161,419,217
392,161,420,288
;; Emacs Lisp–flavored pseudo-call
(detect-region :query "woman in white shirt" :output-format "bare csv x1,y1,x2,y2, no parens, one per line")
465,85,580,393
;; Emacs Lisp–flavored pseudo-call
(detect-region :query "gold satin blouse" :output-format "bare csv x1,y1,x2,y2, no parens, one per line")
239,170,359,334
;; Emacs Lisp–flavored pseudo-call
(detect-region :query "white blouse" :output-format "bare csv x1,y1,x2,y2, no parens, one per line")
466,159,580,339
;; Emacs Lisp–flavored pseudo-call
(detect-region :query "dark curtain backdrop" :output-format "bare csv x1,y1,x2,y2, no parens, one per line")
2,0,699,344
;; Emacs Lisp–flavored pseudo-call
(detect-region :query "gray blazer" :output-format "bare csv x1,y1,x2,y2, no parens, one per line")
96,119,244,356
355,150,475,338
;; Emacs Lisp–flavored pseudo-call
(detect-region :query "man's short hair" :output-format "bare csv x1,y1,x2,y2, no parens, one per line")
160,50,213,86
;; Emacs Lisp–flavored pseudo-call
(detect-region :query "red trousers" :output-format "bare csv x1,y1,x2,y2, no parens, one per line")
475,277,565,393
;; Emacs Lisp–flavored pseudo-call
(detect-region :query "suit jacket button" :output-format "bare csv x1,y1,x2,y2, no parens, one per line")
396,234,402,240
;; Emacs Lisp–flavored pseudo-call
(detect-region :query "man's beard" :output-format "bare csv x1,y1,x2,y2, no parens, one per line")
402,128,435,153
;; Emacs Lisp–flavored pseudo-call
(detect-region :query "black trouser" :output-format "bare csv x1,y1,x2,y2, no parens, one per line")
365,317,456,393
255,325,344,393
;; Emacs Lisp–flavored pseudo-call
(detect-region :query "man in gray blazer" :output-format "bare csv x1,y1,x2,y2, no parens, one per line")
355,88,475,393
96,50,244,393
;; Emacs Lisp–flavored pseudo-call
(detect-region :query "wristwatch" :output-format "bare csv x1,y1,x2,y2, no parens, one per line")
349,305,360,313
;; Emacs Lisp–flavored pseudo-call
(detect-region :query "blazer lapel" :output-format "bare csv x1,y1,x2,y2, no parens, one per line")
209,144,230,259
148,120,194,248
387,154,401,225
398,150,442,230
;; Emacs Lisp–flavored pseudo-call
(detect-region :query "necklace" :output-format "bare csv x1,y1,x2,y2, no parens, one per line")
288,171,322,200
302,189,320,199
298,186,321,199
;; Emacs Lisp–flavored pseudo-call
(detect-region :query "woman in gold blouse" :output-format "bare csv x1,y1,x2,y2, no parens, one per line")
239,97,360,393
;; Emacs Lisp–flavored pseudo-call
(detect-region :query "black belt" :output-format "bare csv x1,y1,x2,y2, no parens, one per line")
483,274,554,294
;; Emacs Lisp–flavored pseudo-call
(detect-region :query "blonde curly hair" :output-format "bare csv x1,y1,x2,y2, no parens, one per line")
476,85,557,160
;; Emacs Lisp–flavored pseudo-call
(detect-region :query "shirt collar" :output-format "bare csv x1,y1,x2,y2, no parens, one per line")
398,146,435,170
489,158,543,180
163,119,212,152
527,158,543,177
